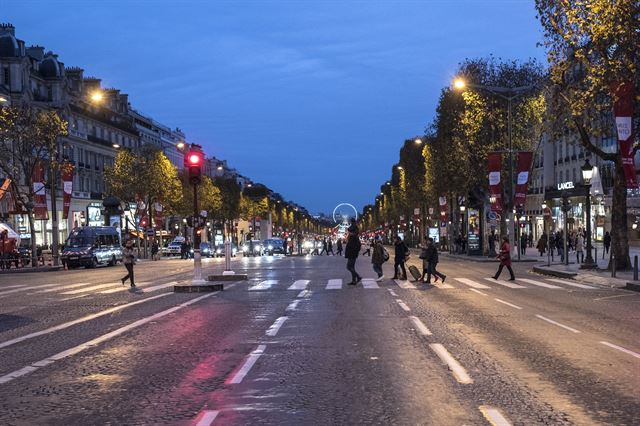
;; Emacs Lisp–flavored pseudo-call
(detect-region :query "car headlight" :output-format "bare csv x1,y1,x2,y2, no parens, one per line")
268,245,273,250
190,249,194,253
216,248,222,254
256,245,262,251
242,245,248,251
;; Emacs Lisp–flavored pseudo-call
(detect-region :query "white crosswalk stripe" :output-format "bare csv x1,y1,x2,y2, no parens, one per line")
455,278,491,289
248,280,278,291
545,278,597,289
362,279,379,289
483,278,526,289
99,282,153,294
326,279,342,290
517,278,562,289
30,282,93,294
287,280,309,290
61,282,123,295
0,283,58,297
394,279,416,289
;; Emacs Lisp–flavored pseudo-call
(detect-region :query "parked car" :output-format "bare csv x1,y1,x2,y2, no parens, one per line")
199,242,213,258
262,238,286,255
164,237,185,256
61,226,123,268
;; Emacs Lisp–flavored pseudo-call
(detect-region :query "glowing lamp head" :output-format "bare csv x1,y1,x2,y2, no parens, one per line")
90,91,104,102
453,78,466,90
189,154,200,165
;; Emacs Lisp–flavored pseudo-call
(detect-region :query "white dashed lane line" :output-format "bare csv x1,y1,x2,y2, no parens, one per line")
535,314,581,333
265,316,288,337
494,298,523,310
226,345,266,385
286,299,300,311
479,405,512,426
429,343,473,384
193,410,219,426
599,341,640,359
396,299,411,312
409,316,432,336
387,288,398,297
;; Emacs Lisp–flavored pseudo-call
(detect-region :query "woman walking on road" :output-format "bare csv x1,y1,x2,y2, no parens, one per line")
392,236,408,280
121,240,137,288
371,237,386,281
492,236,515,281
422,238,446,284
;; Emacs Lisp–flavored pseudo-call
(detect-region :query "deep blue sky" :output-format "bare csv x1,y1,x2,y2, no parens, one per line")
3,0,545,215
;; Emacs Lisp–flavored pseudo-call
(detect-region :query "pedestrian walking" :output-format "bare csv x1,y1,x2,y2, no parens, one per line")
537,234,547,257
575,233,584,263
371,237,386,281
556,232,564,261
320,238,328,255
345,218,362,285
520,233,527,256
327,238,334,255
392,235,408,280
492,236,515,281
120,240,137,288
422,238,446,284
151,240,159,261
180,240,187,259
336,238,343,256
362,239,372,256
488,231,496,256
603,231,611,256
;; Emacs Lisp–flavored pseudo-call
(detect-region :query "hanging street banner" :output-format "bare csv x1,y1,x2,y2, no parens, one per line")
611,81,638,189
438,195,448,222
487,152,503,213
32,161,48,220
514,151,534,208
0,178,10,201
153,202,164,229
61,161,74,220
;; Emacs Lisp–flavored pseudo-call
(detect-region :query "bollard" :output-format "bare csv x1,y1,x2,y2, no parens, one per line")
611,255,616,278
634,256,638,281
594,247,598,264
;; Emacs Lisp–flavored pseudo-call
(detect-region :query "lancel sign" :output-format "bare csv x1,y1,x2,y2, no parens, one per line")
557,181,575,190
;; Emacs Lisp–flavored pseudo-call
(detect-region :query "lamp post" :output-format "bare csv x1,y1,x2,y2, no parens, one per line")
581,159,595,268
460,203,466,255
542,202,551,267
561,195,571,266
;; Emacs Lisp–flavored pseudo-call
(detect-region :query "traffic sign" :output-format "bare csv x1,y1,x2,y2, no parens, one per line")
146,229,156,237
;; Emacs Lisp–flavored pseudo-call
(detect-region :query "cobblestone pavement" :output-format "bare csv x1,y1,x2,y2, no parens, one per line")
0,254,638,425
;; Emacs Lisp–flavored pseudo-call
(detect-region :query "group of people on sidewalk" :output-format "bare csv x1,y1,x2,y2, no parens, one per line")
535,229,611,264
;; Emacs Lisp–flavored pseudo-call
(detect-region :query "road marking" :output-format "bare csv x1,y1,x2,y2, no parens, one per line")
396,299,411,311
436,282,455,289
455,278,490,289
297,289,311,298
469,288,487,296
0,285,27,290
483,278,526,289
594,294,639,301
517,278,562,289
494,298,523,310
387,289,398,297
30,282,93,294
61,282,121,295
546,278,597,289
599,341,640,359
194,410,219,426
479,405,512,426
249,280,278,291
326,279,342,290
287,280,309,290
286,299,300,311
135,281,178,293
0,293,171,350
226,345,266,384
362,279,379,289
265,316,288,337
429,343,473,384
535,314,581,333
409,316,432,336
99,281,153,294
394,279,416,289
58,294,89,302
0,292,216,384
0,283,59,297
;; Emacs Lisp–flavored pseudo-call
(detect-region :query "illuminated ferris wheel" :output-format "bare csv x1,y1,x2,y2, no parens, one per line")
332,203,358,225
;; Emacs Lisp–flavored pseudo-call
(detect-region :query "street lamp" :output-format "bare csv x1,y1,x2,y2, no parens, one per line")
176,141,185,150
459,203,466,255
542,202,551,266
90,90,104,103
581,158,595,268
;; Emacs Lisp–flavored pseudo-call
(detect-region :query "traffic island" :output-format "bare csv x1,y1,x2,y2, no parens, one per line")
173,283,224,293
532,265,578,279
625,282,640,292
207,273,248,281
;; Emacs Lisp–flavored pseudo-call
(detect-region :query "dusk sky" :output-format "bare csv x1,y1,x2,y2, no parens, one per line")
2,0,545,215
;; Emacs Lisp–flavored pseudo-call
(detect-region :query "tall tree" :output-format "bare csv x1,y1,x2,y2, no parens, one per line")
536,0,640,269
0,105,67,266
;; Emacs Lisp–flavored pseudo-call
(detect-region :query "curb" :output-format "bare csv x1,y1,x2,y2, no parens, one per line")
174,283,224,293
625,282,640,292
208,274,248,281
531,265,578,279
0,265,64,274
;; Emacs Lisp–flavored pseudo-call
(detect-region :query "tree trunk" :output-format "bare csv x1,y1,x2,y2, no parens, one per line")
27,210,38,268
609,158,631,270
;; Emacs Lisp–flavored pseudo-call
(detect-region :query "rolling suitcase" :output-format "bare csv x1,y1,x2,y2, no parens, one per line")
408,264,422,282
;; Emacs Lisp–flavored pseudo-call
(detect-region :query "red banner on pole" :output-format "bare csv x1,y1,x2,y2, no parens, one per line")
487,152,503,213
438,195,448,222
514,151,534,208
61,161,74,220
32,161,48,220
611,81,638,189
153,202,164,229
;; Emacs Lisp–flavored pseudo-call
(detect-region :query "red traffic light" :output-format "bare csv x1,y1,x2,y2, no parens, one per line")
188,153,201,165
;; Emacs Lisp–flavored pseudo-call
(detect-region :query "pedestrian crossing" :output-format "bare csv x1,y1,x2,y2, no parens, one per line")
242,276,601,292
0,279,178,299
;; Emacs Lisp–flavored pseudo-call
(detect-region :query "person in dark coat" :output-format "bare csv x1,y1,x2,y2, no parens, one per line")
344,218,362,285
336,238,343,256
488,231,496,256
603,231,611,255
424,238,446,284
327,238,334,255
493,236,515,281
392,236,408,280
371,237,385,281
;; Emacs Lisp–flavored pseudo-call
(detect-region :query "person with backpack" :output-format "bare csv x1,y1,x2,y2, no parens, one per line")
345,218,362,285
371,237,387,281
392,235,408,280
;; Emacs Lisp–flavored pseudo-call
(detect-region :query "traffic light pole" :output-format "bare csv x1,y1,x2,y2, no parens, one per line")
192,182,204,283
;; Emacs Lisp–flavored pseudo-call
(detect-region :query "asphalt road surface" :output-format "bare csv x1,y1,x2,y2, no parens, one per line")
0,254,638,425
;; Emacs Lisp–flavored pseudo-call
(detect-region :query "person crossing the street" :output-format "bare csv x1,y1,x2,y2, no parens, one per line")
371,236,386,281
492,235,515,281
345,218,362,285
121,239,137,288
421,238,446,284
327,238,334,255
336,237,343,256
392,235,408,280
